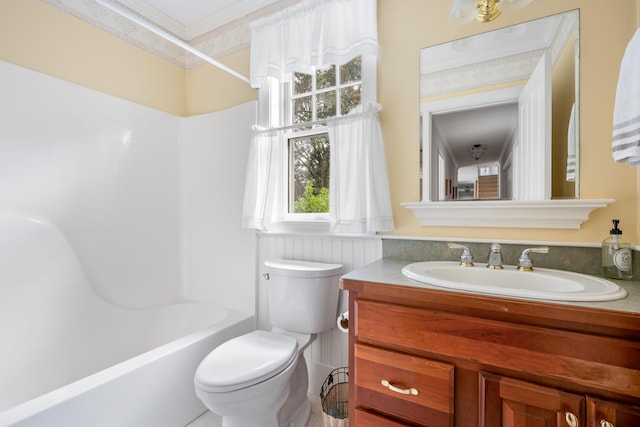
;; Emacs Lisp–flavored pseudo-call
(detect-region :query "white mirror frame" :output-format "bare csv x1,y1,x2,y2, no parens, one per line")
404,10,614,229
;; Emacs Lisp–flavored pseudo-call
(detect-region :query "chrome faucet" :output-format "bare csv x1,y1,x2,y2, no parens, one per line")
517,247,550,271
487,243,503,269
448,243,474,267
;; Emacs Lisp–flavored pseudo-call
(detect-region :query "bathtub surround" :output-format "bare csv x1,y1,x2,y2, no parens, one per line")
0,214,255,426
0,59,256,313
0,59,257,425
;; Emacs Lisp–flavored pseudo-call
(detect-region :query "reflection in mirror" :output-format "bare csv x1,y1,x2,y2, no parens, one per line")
420,10,579,202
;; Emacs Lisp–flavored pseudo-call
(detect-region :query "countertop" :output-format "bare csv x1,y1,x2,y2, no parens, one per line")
341,258,640,316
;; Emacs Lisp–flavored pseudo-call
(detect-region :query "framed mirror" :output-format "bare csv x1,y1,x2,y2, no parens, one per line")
420,10,579,202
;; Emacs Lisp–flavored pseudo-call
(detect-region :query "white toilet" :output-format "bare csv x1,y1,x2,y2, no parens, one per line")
194,258,343,427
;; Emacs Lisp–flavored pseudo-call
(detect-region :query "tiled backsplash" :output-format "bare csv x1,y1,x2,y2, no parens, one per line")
383,239,639,280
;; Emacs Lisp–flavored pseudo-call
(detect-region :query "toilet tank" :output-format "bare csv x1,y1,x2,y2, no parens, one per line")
264,259,343,334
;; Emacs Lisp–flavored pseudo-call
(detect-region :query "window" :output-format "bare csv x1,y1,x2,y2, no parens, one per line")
279,57,364,218
289,132,330,213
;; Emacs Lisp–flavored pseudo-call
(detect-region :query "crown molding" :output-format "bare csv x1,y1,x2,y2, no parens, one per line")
43,0,298,68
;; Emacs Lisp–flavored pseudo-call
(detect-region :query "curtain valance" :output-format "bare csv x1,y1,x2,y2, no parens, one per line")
250,0,378,88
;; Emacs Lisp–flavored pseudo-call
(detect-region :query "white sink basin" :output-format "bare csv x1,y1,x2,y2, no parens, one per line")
401,261,627,301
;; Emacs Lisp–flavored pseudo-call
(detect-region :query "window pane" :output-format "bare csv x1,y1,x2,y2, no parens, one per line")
316,65,336,90
289,133,330,213
340,57,362,84
293,96,312,124
293,72,312,94
341,84,361,114
316,91,337,119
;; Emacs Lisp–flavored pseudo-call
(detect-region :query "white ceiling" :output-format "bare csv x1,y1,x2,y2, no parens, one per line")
432,103,519,169
138,0,241,27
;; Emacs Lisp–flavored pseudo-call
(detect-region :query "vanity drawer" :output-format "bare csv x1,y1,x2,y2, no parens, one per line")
354,343,454,427
353,407,414,426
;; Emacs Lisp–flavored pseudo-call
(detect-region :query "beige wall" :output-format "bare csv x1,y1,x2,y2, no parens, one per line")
0,0,257,116
0,0,187,115
1,0,638,244
186,49,256,116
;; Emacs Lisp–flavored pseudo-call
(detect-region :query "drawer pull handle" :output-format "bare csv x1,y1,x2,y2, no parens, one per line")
565,412,579,427
380,379,419,396
600,421,614,427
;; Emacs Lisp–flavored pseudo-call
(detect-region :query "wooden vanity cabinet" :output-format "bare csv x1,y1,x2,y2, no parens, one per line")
341,276,640,427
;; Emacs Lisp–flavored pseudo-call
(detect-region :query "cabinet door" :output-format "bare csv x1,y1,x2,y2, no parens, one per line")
587,397,640,427
480,372,585,427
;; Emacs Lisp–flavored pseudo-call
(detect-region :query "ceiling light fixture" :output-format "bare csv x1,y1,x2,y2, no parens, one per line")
449,0,533,24
468,144,487,160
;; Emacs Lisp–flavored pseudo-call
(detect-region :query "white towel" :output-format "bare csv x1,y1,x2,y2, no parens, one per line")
566,103,576,181
612,28,640,166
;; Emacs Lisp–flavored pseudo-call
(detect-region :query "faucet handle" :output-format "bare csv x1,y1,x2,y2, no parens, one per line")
487,242,504,270
448,243,474,267
517,246,550,271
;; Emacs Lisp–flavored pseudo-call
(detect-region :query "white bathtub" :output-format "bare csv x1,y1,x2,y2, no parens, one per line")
0,215,254,427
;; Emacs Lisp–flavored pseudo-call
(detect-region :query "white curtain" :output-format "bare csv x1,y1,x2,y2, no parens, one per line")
241,130,282,230
242,107,395,233
328,104,394,233
250,0,378,88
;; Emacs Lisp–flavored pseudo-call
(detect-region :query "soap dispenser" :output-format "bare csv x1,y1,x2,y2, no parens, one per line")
602,219,633,280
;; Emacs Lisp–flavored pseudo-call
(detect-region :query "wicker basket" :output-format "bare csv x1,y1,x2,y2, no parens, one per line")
320,367,348,427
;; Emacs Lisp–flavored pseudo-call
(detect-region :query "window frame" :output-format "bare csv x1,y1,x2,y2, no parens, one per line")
257,55,377,231
283,127,331,222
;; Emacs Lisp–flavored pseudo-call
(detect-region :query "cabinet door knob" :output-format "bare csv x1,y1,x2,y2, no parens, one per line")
565,412,579,427
380,379,419,396
600,421,614,427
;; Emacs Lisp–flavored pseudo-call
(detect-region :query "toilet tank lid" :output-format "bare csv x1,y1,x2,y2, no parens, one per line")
265,259,343,278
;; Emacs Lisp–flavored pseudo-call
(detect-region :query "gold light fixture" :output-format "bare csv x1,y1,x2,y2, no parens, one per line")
475,0,502,23
449,0,533,24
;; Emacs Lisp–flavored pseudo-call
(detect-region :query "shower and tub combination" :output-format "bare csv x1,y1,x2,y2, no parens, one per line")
0,60,257,426
0,215,254,427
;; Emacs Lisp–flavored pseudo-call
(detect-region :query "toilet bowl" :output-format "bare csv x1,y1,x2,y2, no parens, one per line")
194,331,299,427
194,259,343,427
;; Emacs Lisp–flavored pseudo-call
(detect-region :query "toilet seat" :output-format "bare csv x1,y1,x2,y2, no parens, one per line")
195,330,298,393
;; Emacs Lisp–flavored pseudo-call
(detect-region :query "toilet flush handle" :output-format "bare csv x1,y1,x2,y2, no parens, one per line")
263,273,270,280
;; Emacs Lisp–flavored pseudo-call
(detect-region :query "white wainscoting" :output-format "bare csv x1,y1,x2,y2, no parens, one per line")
256,233,383,395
